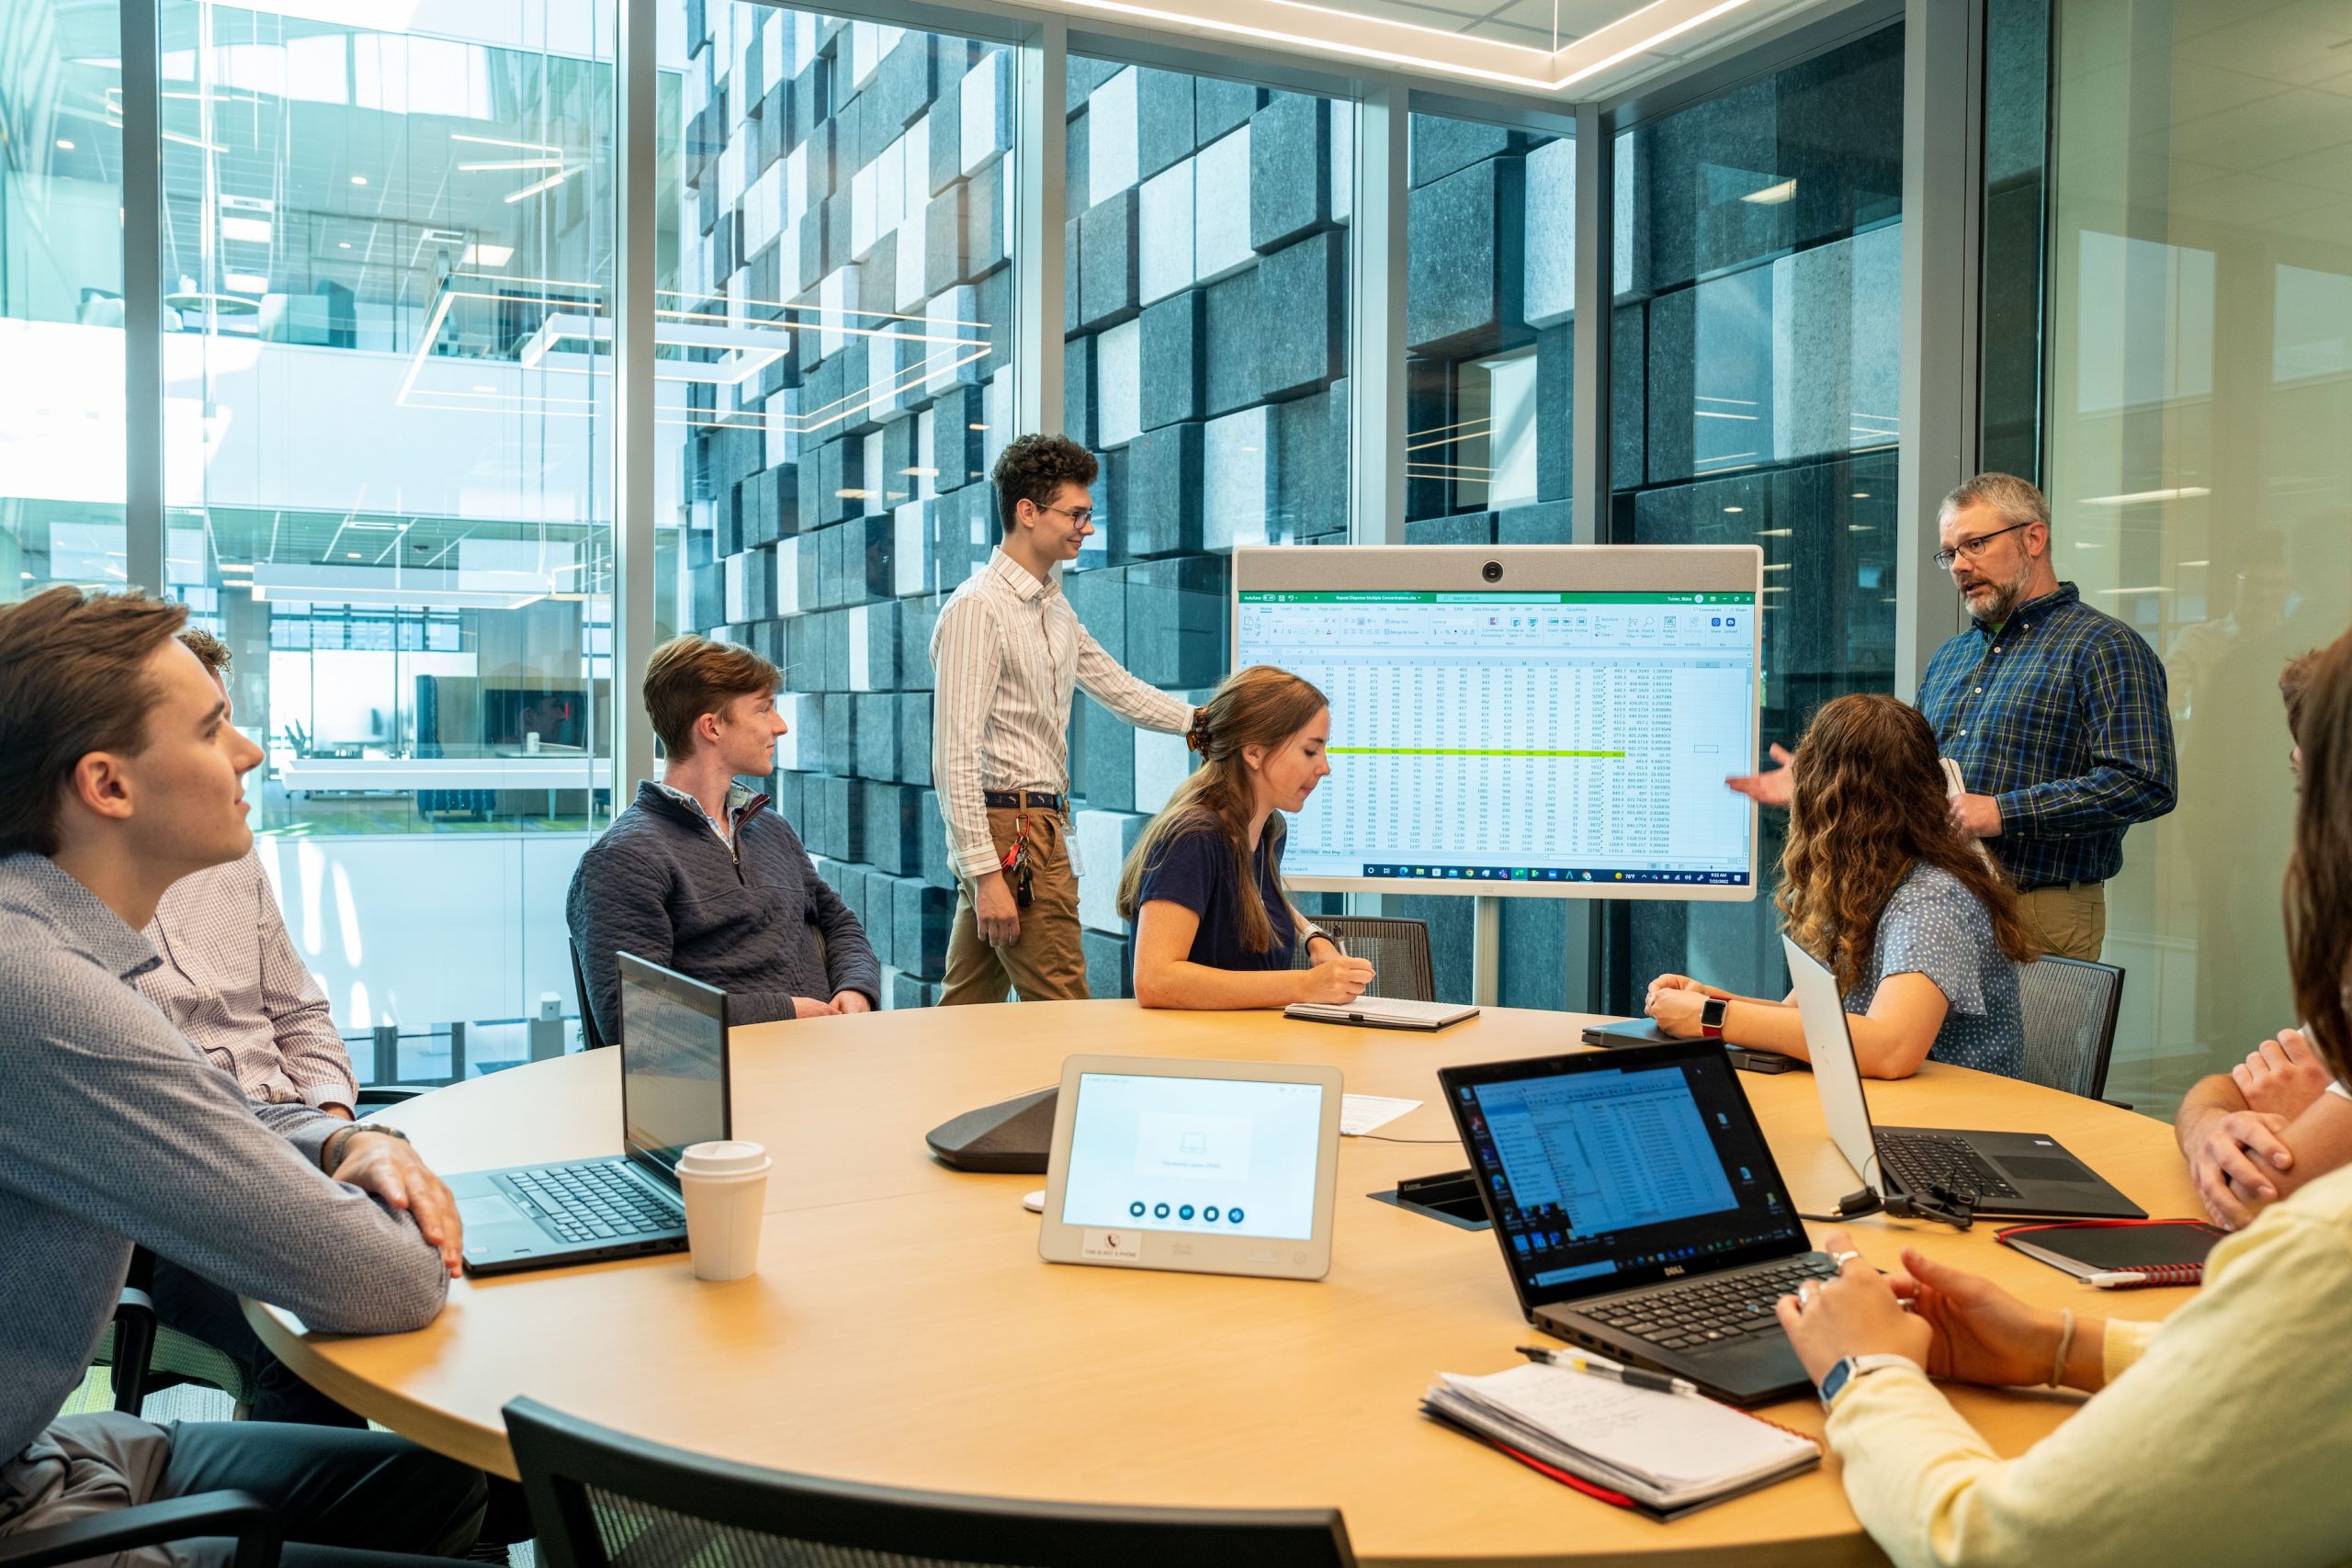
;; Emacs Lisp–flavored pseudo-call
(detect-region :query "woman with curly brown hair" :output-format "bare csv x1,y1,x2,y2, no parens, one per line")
1645,693,2038,1078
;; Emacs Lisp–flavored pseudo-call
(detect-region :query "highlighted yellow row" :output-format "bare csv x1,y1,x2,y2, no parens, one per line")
1325,747,1627,759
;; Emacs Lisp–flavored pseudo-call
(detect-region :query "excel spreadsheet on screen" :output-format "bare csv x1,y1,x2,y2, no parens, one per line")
1235,590,1758,894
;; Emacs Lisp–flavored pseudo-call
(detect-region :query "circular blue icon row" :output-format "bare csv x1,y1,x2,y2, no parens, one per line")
1127,1201,1245,1224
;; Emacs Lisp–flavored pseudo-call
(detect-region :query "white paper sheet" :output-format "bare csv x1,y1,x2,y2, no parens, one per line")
1340,1094,1422,1136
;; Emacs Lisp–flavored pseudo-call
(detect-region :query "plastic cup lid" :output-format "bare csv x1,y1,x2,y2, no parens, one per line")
676,1139,769,1175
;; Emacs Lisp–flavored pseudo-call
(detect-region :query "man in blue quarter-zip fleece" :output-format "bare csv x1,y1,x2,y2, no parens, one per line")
0,588,488,1561
567,635,879,1048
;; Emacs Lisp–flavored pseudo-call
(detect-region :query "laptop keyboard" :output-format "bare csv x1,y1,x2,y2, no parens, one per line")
506,1161,681,1245
1581,1257,1838,1351
1880,1134,2022,1201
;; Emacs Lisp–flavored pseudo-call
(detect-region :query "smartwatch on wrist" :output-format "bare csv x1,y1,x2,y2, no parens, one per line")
1817,1353,1916,1410
1699,995,1730,1040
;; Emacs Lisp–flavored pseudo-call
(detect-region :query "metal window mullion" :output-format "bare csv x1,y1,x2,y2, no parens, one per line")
1012,18,1067,437
1563,99,1613,1014
1895,0,1984,701
1569,100,1611,547
121,0,164,595
614,0,659,802
1347,79,1407,548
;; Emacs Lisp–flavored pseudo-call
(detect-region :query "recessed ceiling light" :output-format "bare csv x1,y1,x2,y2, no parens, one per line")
345,551,362,558
55,138,74,152
1850,491,1870,499
2078,486,2211,506
1756,526,1790,536
338,241,351,248
1724,506,1744,513
2178,558,2210,567
349,175,368,186
1743,178,1796,205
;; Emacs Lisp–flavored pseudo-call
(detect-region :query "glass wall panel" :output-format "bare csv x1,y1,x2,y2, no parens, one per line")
1399,111,1572,1004
666,6,1018,1010
1059,61,1353,994
158,0,620,1083
1,0,126,596
2047,0,2352,1116
1605,24,1905,1009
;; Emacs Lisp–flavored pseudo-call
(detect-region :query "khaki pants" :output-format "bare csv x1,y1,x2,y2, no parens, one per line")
2018,881,2107,962
940,806,1090,1004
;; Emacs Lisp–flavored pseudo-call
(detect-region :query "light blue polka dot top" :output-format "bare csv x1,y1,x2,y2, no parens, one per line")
1838,863,2025,1078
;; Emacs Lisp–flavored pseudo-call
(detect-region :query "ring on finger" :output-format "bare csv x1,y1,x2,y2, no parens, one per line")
1795,1281,1816,1307
1830,1250,1862,1269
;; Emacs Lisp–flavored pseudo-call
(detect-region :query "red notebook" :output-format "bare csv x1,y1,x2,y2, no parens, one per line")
1995,1218,2223,1287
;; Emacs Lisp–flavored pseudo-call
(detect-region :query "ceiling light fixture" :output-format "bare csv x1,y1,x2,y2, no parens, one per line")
451,132,562,153
459,243,514,266
338,241,352,248
350,175,368,186
1724,506,1744,513
1757,527,1791,536
56,138,75,152
1850,491,1870,499
1742,178,1796,204
2079,486,2211,506
503,168,576,203
459,158,563,172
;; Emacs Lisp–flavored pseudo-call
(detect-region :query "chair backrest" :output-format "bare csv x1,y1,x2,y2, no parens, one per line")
571,940,610,1052
504,1398,1355,1568
2015,957,2125,1100
1301,917,1435,1003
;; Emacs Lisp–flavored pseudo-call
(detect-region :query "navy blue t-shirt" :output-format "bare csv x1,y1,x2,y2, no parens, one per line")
1131,818,1297,976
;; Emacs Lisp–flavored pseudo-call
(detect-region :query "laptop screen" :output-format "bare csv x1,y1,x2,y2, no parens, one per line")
1442,1041,1805,1306
1059,1070,1327,1241
617,953,730,1183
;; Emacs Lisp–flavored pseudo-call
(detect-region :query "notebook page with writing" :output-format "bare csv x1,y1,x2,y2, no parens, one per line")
1434,1363,1815,1498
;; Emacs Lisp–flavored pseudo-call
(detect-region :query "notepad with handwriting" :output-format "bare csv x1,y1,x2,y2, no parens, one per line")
1421,1362,1818,1519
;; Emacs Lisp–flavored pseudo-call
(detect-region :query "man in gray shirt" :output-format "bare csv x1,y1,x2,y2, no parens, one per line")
0,588,486,1561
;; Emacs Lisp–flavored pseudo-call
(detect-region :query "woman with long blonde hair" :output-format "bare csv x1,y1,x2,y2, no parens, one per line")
1116,666,1375,1010
1645,693,2037,1077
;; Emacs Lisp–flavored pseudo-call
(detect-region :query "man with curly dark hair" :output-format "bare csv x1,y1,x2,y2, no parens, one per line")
928,433,1199,1004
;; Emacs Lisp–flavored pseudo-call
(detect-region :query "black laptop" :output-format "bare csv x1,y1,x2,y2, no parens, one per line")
1782,935,2143,1221
1439,1041,1835,1407
449,953,730,1275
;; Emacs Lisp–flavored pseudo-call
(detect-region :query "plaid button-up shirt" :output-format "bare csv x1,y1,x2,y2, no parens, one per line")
1916,581,2177,889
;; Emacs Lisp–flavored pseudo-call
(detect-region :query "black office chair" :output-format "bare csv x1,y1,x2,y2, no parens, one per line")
1299,916,1436,1003
504,1398,1357,1568
0,1492,278,1567
94,1246,250,1418
571,940,610,1052
2016,957,2126,1101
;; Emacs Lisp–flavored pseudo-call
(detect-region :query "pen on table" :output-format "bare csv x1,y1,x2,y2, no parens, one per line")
1516,1345,1700,1397
2086,1269,2152,1289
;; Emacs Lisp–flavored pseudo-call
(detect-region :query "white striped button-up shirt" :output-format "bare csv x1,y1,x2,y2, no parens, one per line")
930,547,1193,880
136,849,358,1110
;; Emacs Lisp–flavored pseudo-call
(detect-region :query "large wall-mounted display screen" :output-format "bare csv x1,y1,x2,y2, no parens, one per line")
1233,547,1761,902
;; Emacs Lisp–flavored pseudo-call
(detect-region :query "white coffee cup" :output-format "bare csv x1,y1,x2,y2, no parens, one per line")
674,1139,771,1281
524,731,541,754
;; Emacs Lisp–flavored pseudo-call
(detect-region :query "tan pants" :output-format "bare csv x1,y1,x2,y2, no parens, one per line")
939,806,1090,1004
2018,881,2107,962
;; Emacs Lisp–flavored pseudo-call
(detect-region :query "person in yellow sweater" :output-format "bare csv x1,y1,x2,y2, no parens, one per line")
1775,626,2352,1568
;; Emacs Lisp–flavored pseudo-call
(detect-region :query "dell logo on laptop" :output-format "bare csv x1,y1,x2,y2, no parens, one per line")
1665,1264,1686,1276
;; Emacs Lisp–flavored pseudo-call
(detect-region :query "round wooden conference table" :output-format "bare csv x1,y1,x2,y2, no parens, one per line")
250,1001,2200,1566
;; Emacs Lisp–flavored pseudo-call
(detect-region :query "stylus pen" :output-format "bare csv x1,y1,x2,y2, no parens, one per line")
2086,1270,2152,1289
1516,1345,1700,1397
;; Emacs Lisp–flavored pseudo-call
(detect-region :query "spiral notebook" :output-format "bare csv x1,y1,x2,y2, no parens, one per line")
1996,1218,2224,1287
1421,1362,1818,1520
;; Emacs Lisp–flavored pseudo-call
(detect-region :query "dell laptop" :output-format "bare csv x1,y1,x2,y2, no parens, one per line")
1781,934,2143,1220
450,953,731,1275
1440,1041,1836,1407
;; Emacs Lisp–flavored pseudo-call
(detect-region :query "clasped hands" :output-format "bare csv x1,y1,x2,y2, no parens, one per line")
1643,973,1724,1038
2185,1028,2330,1228
1775,1227,2096,1393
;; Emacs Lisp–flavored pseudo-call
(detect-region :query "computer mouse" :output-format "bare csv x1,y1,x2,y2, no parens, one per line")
1022,1190,1046,1213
